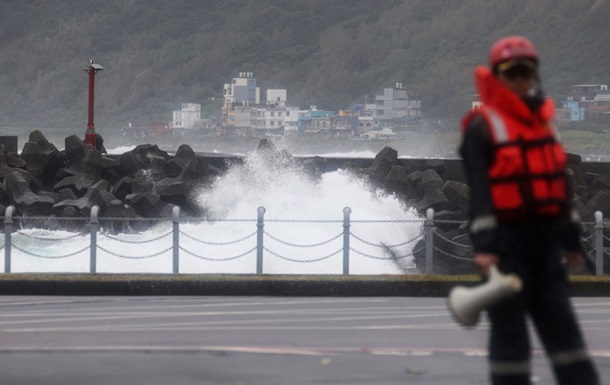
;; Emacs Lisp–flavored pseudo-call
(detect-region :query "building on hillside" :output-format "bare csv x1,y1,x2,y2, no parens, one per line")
223,72,260,107
331,110,359,138
232,105,256,137
219,79,308,137
358,116,378,135
230,104,300,138
255,106,285,137
558,84,610,123
372,83,422,129
589,93,610,121
266,89,287,107
220,73,303,136
282,106,301,135
172,103,201,130
170,103,214,136
221,72,260,134
258,88,288,132
121,122,149,137
557,100,585,122
569,84,608,100
299,107,335,136
311,108,335,130
149,122,170,136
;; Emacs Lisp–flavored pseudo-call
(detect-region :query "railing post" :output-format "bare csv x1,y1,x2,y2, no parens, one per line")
90,205,99,274
256,206,265,274
343,207,351,275
425,208,435,274
595,211,604,276
172,206,180,274
4,205,15,273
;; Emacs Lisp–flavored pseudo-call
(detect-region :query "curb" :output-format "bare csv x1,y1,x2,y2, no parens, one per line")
1,274,609,296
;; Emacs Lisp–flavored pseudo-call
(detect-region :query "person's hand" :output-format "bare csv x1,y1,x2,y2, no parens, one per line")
565,250,583,269
474,252,499,276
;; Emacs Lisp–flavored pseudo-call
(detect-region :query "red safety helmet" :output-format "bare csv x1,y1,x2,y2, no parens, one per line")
489,36,539,69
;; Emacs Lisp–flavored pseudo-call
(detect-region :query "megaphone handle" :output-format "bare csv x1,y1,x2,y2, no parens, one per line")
489,264,523,293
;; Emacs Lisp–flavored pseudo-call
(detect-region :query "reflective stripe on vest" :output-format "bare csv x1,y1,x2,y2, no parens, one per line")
485,108,509,143
487,106,560,143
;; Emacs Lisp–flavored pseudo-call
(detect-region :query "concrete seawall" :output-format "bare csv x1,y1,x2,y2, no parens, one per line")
1,274,608,297
198,153,610,184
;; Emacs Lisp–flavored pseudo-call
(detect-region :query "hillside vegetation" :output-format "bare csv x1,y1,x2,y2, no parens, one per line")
1,0,609,131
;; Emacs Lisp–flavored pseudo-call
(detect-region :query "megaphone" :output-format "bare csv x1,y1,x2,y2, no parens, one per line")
447,265,523,328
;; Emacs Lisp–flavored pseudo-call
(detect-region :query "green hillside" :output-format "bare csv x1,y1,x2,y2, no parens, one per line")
0,0,609,131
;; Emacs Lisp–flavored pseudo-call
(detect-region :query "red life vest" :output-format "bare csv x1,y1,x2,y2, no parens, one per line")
462,66,568,220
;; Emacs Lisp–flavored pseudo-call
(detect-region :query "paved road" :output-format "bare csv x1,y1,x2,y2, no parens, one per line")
0,296,609,384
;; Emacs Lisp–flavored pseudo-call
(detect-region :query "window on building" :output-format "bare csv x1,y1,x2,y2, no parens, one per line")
270,111,275,117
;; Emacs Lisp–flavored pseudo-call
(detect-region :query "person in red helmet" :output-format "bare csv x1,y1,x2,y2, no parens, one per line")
459,36,599,385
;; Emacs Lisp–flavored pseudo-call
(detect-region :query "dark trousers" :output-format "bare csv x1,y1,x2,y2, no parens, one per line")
487,223,599,385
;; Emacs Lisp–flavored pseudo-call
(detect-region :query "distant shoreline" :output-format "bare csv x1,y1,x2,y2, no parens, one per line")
3,128,610,160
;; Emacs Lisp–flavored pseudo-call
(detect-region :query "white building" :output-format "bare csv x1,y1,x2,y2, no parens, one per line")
282,106,300,133
266,89,287,107
172,103,201,130
256,107,285,130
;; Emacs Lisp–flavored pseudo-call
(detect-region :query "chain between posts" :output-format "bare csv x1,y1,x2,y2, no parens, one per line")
0,206,605,275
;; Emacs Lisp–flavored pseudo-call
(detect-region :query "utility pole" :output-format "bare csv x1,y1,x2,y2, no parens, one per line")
84,59,103,148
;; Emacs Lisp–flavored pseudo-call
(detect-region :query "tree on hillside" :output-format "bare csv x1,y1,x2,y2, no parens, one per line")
0,0,608,129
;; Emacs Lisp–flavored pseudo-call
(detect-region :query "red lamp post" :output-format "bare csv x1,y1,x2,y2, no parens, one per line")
84,60,103,147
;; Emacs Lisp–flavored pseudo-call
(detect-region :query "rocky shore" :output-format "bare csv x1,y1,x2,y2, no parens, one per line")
1,130,609,274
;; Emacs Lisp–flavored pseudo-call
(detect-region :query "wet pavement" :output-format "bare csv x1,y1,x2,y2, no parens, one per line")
0,296,608,384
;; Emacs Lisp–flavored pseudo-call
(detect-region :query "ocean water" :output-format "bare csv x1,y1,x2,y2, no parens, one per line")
5,144,424,275
107,145,397,159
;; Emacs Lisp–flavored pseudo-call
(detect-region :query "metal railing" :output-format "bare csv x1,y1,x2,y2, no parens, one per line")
1,206,607,275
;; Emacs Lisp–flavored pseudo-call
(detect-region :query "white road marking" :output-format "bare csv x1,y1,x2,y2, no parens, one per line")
1,311,452,333
4,321,461,333
0,345,607,359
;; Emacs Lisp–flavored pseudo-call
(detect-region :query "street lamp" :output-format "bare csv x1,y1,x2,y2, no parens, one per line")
84,59,103,148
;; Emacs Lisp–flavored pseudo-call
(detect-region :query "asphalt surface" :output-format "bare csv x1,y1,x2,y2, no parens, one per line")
0,296,609,384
